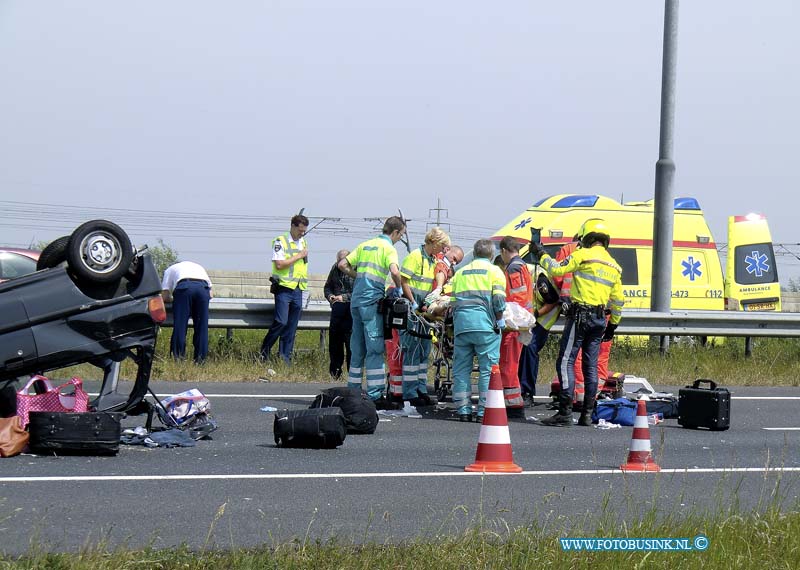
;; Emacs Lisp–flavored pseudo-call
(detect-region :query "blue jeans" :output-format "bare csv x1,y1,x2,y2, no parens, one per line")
170,280,211,363
261,286,303,364
348,303,386,400
518,324,550,396
556,312,606,404
452,330,501,416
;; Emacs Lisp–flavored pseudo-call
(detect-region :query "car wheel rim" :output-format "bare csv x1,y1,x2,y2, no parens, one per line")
80,232,121,274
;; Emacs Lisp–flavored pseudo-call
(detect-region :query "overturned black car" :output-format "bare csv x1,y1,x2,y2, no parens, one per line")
0,220,165,416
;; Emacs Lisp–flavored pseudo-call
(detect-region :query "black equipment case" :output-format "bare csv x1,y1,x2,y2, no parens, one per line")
28,411,123,455
678,379,730,431
382,297,410,330
274,408,347,449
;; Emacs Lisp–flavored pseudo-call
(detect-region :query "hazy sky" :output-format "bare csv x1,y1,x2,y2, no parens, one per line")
1,1,798,281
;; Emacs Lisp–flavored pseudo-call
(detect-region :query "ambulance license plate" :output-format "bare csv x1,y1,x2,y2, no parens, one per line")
744,302,776,311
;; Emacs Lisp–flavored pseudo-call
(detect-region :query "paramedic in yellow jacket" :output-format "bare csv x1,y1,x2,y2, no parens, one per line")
399,227,450,406
338,216,406,406
530,219,624,427
450,239,507,422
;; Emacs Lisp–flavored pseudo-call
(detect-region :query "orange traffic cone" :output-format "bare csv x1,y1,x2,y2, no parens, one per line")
465,364,523,473
619,397,660,472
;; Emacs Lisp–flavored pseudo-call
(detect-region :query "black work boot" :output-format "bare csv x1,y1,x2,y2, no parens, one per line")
540,393,572,427
578,400,595,427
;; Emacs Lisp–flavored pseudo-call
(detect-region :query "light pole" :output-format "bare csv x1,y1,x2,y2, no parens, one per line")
651,0,679,354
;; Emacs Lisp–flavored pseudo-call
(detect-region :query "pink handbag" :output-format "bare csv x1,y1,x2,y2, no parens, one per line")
16,375,90,428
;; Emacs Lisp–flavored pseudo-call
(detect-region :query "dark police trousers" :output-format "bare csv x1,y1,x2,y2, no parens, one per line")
261,286,303,364
555,308,606,405
328,301,352,379
171,280,211,364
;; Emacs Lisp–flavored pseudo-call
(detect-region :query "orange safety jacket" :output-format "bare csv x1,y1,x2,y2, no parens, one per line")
554,241,578,302
504,256,533,312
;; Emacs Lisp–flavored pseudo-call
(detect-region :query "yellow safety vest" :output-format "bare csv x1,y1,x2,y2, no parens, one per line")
451,258,507,333
347,235,399,307
272,233,308,290
400,246,436,304
536,293,561,332
540,244,624,324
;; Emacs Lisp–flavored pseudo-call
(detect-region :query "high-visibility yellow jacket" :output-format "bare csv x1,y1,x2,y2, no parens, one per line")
401,246,436,305
271,233,308,290
346,234,399,308
534,272,561,331
451,258,507,334
540,244,624,324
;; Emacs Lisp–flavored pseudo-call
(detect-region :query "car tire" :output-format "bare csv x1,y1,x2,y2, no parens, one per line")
36,236,70,270
67,220,134,283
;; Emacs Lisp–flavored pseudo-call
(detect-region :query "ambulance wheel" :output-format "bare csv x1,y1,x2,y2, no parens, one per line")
67,220,134,283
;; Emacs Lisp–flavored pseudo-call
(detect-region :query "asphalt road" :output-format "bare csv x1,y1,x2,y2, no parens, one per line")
1,380,799,554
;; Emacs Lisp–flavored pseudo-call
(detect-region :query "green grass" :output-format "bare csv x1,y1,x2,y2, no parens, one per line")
3,506,799,569
52,330,800,387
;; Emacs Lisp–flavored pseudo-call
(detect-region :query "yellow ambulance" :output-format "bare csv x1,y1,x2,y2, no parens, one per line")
724,213,781,311
489,194,780,312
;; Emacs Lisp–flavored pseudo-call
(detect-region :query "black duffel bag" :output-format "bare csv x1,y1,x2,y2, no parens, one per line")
274,408,346,449
310,387,379,435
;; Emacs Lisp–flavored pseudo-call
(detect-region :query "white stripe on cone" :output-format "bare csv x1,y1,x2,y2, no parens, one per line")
630,439,651,452
477,425,512,445
485,390,505,409
634,415,648,428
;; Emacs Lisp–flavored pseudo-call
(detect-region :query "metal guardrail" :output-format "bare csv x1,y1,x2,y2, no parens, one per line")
164,298,800,338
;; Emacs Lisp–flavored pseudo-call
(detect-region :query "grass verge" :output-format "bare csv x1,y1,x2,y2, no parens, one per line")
3,506,799,569
51,330,800,387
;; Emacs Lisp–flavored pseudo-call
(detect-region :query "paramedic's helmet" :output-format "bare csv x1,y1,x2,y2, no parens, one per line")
535,271,560,305
578,219,611,249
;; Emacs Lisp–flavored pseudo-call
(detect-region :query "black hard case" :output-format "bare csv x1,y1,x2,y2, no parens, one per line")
678,379,730,431
274,408,347,449
28,411,123,455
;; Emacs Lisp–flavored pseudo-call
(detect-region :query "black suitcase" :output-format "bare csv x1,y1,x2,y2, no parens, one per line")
274,408,346,449
28,411,123,455
678,379,730,431
310,387,379,435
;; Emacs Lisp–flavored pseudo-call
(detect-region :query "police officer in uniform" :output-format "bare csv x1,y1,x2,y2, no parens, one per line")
531,219,624,427
518,267,561,403
161,261,213,364
261,214,309,364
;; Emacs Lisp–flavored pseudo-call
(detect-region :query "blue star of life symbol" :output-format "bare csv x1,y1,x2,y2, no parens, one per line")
681,256,702,281
514,217,532,230
744,250,770,277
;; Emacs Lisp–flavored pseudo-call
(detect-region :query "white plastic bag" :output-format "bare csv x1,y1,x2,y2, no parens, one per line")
159,388,211,425
502,302,536,331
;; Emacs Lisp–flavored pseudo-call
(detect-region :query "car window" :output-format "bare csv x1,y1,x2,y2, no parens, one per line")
607,247,639,286
0,252,37,280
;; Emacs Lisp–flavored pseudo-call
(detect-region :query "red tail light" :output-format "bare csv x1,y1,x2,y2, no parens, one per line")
149,296,167,323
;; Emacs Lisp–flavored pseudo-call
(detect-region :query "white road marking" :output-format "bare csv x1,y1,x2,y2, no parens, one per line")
2,467,799,484
733,397,800,400
762,427,800,431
